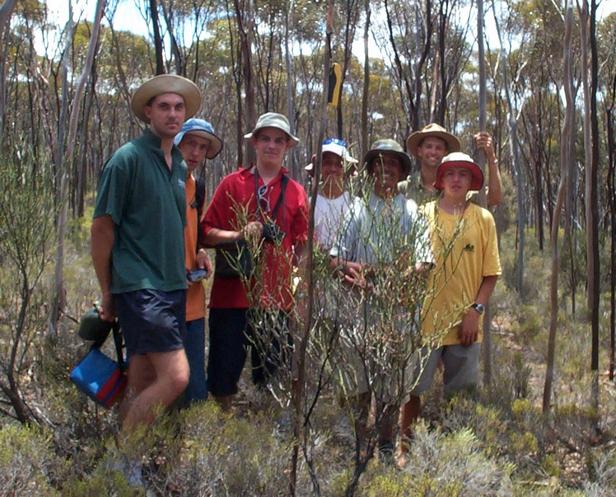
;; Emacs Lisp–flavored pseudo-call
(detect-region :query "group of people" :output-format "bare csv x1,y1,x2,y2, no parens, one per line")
91,73,501,482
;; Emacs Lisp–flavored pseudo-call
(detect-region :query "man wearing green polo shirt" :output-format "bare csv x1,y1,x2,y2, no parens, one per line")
401,123,503,207
91,75,201,453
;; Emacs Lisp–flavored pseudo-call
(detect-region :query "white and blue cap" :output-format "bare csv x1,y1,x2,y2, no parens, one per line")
305,137,358,175
322,137,358,163
174,118,223,159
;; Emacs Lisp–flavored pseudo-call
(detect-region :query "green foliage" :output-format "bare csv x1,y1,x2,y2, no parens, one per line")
401,424,514,496
0,424,61,497
0,147,57,422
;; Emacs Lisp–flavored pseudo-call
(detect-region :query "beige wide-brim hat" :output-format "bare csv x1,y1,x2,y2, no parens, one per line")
405,123,461,158
131,74,202,123
244,112,299,147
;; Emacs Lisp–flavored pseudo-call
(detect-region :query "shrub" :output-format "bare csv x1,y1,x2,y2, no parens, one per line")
0,424,61,497
401,424,514,497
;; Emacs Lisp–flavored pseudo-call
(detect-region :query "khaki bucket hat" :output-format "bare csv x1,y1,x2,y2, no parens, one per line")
244,112,300,147
363,139,413,177
405,123,461,158
131,74,202,123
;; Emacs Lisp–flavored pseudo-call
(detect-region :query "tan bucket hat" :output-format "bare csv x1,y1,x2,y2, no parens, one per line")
244,112,299,147
131,74,202,123
363,139,413,177
405,123,461,158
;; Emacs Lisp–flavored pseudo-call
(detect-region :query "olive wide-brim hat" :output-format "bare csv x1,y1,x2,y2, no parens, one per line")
243,112,299,147
363,139,413,177
434,152,484,191
405,123,461,158
131,74,202,123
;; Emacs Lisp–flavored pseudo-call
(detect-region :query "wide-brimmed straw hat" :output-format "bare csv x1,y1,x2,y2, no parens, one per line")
244,112,299,147
434,152,484,191
174,118,223,159
131,74,202,123
405,123,460,158
363,139,413,177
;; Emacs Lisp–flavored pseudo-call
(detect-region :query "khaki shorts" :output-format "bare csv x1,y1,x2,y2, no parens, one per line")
334,307,418,404
410,343,481,396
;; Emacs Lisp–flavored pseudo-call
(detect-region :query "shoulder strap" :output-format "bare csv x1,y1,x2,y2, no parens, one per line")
270,174,288,220
111,321,126,372
195,177,206,248
195,176,206,218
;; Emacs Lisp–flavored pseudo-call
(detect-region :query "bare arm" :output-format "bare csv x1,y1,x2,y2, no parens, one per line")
459,275,499,346
90,215,115,322
474,132,503,208
203,221,263,247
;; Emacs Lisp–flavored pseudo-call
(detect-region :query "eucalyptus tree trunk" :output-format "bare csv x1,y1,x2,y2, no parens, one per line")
543,2,574,414
235,0,256,165
225,0,244,168
289,5,333,493
578,0,600,424
383,0,432,133
336,0,359,139
492,4,525,294
360,0,370,158
149,0,165,75
50,0,106,333
607,73,616,380
49,5,74,334
476,0,491,387
160,2,185,76
0,0,17,143
284,1,298,177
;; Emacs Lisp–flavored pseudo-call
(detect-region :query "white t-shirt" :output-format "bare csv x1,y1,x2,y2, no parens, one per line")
314,191,352,250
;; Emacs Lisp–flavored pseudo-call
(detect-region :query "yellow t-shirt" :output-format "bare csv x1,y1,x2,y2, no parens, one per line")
420,201,501,346
184,174,206,321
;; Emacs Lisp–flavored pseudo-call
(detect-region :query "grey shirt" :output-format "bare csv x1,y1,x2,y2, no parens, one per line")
330,192,433,266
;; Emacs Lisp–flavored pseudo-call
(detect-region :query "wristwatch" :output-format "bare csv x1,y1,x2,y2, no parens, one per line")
471,303,485,315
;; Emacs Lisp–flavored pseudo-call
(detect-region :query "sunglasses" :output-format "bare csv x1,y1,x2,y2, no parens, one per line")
257,184,270,213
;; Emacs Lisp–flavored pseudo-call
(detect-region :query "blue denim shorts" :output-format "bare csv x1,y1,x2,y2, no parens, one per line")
114,289,186,357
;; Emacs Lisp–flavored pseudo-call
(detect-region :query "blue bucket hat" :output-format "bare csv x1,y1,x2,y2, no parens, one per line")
174,118,223,159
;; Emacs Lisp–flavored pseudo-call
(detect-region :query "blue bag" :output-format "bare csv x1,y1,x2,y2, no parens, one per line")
70,322,127,408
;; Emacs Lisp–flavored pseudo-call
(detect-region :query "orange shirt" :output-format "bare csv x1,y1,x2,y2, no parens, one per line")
184,174,206,321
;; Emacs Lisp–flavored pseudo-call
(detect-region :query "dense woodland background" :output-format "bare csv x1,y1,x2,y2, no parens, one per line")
0,0,616,495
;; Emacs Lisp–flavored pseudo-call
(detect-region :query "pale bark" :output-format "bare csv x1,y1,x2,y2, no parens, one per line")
607,72,616,380
289,4,333,492
51,0,106,333
284,1,298,177
360,0,370,158
0,0,17,141
476,0,491,387
578,0,600,424
543,2,574,414
492,4,525,294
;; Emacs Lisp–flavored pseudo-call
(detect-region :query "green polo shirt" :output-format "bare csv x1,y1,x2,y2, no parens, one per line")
399,174,438,206
94,129,187,293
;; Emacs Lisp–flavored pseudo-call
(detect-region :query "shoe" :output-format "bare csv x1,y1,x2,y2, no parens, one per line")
378,440,395,465
105,454,144,488
124,458,144,488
